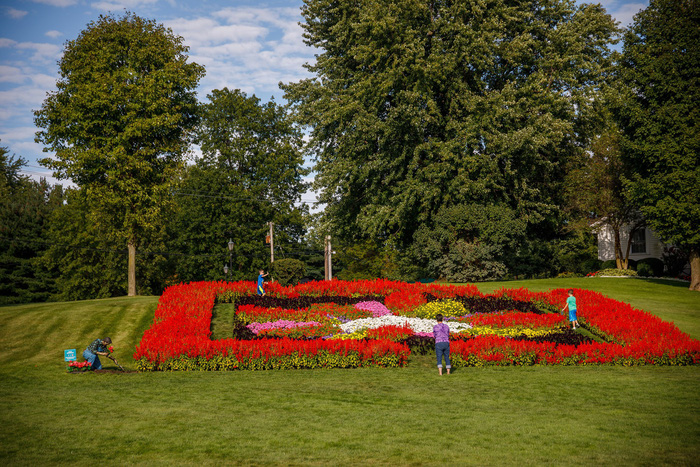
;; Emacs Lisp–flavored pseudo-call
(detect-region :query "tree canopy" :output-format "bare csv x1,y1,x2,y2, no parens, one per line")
283,0,618,253
615,0,700,290
34,12,204,295
0,143,65,304
167,88,309,282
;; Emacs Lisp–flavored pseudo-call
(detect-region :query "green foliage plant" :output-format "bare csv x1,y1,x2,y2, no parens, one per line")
564,126,642,270
412,204,524,281
594,268,638,277
270,258,307,287
553,230,600,275
636,262,652,277
34,12,205,296
636,258,664,277
335,238,400,280
662,246,690,277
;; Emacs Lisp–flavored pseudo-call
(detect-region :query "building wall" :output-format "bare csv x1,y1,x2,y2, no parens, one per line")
596,225,666,262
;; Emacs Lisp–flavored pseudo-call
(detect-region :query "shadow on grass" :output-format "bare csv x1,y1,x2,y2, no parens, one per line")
634,278,692,289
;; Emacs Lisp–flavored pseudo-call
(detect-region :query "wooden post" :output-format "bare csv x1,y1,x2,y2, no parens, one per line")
269,222,274,264
325,235,332,280
127,240,136,296
328,235,332,280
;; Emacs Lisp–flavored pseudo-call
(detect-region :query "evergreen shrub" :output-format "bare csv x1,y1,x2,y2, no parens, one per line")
636,258,664,277
270,259,307,287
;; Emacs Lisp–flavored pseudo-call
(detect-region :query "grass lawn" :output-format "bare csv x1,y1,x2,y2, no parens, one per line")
0,279,698,465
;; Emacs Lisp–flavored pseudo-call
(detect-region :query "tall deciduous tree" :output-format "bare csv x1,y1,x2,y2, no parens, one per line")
34,13,204,296
283,0,618,266
168,88,308,282
615,0,700,290
564,126,643,270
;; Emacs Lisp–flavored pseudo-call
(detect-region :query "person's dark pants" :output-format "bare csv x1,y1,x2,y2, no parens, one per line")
83,349,102,370
435,342,451,368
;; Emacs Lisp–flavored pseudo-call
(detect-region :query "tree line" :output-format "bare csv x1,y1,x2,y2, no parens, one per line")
1,0,697,304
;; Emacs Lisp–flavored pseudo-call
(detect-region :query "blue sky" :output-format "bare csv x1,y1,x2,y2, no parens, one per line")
1,0,648,186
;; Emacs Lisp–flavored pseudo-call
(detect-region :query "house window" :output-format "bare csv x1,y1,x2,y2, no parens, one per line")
630,229,646,254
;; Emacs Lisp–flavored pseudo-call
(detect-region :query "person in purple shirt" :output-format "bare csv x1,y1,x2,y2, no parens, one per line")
433,314,451,375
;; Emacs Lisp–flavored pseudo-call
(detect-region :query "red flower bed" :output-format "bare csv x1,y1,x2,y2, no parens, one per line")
366,324,414,342
134,280,700,370
235,305,328,324
133,281,410,371
449,288,700,366
385,289,427,313
463,312,566,329
450,335,699,366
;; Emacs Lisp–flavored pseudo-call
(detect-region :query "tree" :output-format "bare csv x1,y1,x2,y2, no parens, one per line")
615,0,700,290
412,203,526,282
40,188,127,300
168,88,308,282
0,143,65,304
335,239,400,281
40,186,170,301
34,13,204,296
283,0,619,263
564,126,643,269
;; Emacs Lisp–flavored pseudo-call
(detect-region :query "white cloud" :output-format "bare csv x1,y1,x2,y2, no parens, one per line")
165,17,268,48
30,0,78,6
0,125,37,140
91,0,158,12
0,38,18,48
0,65,26,83
0,2,316,178
0,73,57,121
611,3,646,27
585,1,647,28
163,7,315,101
8,41,63,64
6,8,29,19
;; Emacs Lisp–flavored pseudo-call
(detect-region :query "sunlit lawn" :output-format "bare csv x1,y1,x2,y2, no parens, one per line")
0,279,698,465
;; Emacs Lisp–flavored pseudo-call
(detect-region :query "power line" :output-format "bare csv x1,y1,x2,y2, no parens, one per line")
0,235,322,259
171,190,320,203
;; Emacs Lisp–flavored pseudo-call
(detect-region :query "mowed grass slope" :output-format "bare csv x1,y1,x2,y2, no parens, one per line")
0,279,699,465
0,296,158,369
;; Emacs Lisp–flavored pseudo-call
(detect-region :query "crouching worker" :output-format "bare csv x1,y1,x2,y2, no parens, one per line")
83,337,112,370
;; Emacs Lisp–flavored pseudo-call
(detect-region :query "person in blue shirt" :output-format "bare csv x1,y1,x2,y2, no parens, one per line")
561,289,579,330
257,270,269,296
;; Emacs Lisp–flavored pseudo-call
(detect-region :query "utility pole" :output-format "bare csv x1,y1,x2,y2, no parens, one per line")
268,222,274,264
324,235,332,280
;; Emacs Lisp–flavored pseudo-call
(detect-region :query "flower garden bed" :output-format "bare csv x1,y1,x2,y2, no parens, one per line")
133,279,700,371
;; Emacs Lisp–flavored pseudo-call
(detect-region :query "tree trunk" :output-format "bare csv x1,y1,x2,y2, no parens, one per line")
690,249,700,291
622,228,634,270
613,227,627,269
128,241,137,297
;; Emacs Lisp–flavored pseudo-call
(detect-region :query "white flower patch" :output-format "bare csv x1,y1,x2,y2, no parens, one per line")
339,315,473,334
